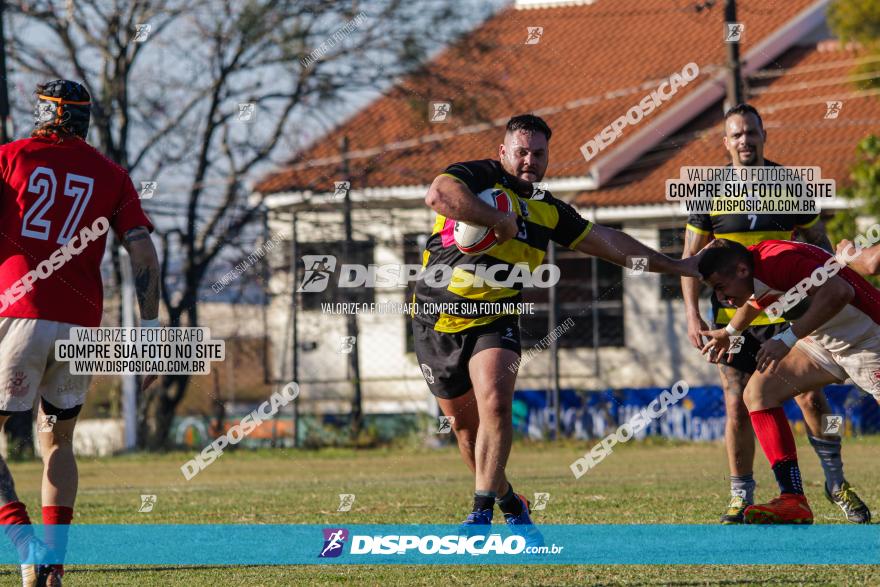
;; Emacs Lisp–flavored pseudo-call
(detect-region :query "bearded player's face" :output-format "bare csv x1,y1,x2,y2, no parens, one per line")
723,112,765,167
499,130,548,183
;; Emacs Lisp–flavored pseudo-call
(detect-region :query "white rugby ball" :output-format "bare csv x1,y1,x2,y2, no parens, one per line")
453,188,515,255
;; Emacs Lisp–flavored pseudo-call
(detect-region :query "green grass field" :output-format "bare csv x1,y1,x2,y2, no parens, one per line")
4,435,880,585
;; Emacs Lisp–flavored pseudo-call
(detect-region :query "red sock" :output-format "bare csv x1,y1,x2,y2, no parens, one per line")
751,408,806,494
0,501,31,525
0,501,34,561
750,407,798,466
43,506,73,575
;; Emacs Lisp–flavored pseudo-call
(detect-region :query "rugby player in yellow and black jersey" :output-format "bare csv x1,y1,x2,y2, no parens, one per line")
680,103,869,525
414,114,702,540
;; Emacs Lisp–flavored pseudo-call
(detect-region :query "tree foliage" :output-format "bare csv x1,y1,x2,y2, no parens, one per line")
7,0,498,448
828,0,880,91
825,1,880,286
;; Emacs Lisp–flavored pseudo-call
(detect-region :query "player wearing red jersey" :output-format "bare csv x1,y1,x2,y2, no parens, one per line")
698,239,880,524
681,104,866,525
0,81,159,586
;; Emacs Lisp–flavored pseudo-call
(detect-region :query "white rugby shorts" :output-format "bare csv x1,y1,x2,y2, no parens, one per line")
0,317,90,412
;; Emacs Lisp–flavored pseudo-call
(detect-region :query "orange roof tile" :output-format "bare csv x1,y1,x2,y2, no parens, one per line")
255,0,839,203
577,45,880,207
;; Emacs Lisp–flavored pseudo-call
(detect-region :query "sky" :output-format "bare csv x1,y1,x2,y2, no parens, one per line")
2,0,513,302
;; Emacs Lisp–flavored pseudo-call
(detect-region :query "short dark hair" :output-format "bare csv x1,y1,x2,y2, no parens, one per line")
724,103,763,129
698,239,754,280
506,114,551,141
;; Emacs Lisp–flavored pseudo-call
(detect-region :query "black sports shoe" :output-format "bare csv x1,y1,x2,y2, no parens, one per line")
825,481,871,524
720,494,750,525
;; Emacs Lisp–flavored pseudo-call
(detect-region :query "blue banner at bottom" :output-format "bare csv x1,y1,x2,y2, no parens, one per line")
5,524,880,565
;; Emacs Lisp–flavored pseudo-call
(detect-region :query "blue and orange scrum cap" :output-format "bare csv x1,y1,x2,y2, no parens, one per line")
34,79,91,138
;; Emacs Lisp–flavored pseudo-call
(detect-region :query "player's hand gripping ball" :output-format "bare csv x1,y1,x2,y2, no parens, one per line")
453,188,516,255
700,328,731,363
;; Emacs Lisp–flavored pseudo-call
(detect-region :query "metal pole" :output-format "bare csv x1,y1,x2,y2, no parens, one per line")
547,241,560,440
0,1,31,459
591,207,600,379
340,136,363,439
0,0,12,143
724,0,744,111
261,206,271,384
261,207,277,448
291,211,300,448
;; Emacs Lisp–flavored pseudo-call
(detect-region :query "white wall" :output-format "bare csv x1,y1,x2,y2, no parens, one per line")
266,206,435,415
264,205,726,414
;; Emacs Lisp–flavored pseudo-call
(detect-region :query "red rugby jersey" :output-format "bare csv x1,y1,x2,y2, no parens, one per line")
0,135,153,327
747,240,880,332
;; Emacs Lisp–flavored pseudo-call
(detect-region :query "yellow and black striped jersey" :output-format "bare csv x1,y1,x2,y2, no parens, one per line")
413,159,592,333
685,159,820,325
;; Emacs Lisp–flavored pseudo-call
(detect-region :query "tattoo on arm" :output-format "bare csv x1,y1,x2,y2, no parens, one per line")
683,230,697,257
134,263,160,321
682,228,710,258
123,227,160,320
123,227,151,247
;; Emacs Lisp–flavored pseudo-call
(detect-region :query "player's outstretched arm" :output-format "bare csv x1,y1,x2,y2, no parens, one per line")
681,228,711,350
123,226,161,391
424,175,518,243
575,223,700,277
122,226,161,322
837,240,880,276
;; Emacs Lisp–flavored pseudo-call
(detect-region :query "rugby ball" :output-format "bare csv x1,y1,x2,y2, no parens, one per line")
453,188,515,255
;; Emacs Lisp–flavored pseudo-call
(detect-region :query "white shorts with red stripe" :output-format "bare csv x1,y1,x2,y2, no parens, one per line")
795,312,880,399
0,317,91,412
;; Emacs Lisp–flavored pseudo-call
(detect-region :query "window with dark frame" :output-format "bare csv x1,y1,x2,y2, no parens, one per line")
403,233,428,353
659,227,686,300
294,240,376,310
519,238,625,349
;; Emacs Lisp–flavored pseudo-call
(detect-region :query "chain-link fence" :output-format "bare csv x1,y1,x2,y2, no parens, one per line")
42,202,877,455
